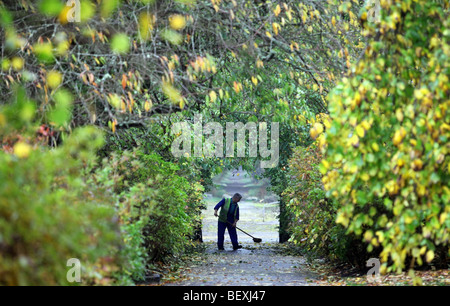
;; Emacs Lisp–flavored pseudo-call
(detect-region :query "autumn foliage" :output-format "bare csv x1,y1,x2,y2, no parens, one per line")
0,0,448,286
322,0,449,273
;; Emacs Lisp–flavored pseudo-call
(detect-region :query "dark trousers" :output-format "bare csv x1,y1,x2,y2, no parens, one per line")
217,221,238,249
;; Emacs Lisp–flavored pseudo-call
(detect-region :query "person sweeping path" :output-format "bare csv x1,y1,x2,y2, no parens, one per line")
214,193,243,251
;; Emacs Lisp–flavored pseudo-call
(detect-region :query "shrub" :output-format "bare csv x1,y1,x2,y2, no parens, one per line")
322,0,449,273
283,144,371,264
0,87,205,284
0,126,124,285
97,150,204,267
88,155,148,283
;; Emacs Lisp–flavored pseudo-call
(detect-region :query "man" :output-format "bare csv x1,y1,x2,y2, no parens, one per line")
214,193,243,251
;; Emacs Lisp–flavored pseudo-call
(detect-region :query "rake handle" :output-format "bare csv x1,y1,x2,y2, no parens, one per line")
226,221,257,239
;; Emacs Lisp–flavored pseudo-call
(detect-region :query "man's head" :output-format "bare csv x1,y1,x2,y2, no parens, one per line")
232,193,242,203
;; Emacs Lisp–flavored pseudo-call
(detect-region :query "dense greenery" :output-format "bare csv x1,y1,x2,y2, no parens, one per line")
0,87,204,285
322,0,449,274
283,137,382,268
97,149,204,263
0,92,123,285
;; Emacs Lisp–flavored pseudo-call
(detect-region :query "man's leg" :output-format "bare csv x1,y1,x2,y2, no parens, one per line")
217,221,226,250
227,223,240,249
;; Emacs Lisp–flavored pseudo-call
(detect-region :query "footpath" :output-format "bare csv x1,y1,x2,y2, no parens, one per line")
166,241,317,286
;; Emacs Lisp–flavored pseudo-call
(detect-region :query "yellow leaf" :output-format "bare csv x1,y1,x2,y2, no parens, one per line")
426,250,434,263
395,108,404,122
144,100,152,112
273,4,281,17
251,76,258,86
47,70,63,89
139,12,155,40
323,117,332,129
412,159,423,171
315,122,324,134
58,5,72,25
11,57,24,71
336,212,349,227
169,14,186,30
404,216,413,224
209,90,217,102
417,184,426,196
162,81,182,104
356,125,365,138
272,22,280,35
364,231,373,242
310,122,324,139
317,133,326,148
350,134,359,148
361,173,370,181
393,127,406,146
371,142,379,152
256,59,264,68
14,142,31,158
440,213,447,224
108,94,121,109
361,120,371,130
376,231,384,243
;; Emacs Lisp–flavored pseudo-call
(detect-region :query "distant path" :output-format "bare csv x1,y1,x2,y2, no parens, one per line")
166,242,317,286
166,170,316,286
202,170,280,243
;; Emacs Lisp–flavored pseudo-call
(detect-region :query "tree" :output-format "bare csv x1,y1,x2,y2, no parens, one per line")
1,0,363,129
322,0,449,274
1,0,370,247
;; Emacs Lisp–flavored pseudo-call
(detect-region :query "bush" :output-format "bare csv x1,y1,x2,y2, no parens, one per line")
88,154,148,283
283,144,371,264
0,86,206,284
96,150,204,268
0,126,124,285
321,0,449,273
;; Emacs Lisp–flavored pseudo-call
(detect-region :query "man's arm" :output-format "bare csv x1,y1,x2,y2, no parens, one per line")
213,198,225,217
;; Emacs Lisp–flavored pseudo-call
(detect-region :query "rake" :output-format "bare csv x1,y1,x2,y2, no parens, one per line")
226,221,262,243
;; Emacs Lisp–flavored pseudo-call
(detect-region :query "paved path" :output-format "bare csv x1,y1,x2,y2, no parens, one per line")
167,242,317,286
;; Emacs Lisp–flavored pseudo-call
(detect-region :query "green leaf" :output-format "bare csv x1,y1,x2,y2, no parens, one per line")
0,7,13,27
39,0,64,16
100,0,120,17
161,29,183,45
33,42,54,64
110,33,130,54
79,0,95,22
49,89,73,126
